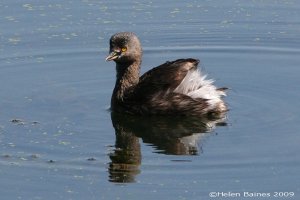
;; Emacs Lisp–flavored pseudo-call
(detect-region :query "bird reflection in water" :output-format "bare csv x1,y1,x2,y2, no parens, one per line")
108,112,227,183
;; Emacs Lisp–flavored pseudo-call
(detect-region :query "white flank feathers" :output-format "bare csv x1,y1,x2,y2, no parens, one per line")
174,69,226,110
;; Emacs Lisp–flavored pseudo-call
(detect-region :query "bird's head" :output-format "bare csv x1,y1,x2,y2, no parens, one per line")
106,32,142,64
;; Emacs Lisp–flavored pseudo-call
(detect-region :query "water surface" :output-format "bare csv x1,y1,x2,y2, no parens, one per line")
0,1,299,199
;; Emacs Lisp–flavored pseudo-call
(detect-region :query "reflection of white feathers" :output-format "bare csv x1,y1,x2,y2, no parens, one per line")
178,115,226,154
179,133,206,153
174,70,226,111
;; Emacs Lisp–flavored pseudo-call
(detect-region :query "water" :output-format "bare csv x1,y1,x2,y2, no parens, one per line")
1,0,299,199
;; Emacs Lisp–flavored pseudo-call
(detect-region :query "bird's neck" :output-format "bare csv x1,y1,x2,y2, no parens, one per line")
112,61,141,106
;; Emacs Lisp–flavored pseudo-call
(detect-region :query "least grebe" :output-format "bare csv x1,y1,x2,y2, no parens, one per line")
106,32,227,116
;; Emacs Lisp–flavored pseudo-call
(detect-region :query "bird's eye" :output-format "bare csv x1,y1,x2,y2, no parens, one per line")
121,47,127,52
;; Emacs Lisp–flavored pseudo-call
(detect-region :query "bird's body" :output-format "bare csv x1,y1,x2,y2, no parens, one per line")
106,32,227,116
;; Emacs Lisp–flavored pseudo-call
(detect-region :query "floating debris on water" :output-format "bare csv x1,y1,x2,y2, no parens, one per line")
47,159,55,163
87,157,96,161
10,118,25,125
10,118,40,125
30,154,40,159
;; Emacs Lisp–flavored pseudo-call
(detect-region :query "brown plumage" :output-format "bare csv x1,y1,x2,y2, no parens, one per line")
106,32,227,116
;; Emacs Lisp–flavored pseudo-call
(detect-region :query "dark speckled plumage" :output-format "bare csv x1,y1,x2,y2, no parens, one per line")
106,32,227,116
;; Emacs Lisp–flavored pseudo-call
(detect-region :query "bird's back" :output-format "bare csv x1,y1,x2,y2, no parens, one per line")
122,58,227,116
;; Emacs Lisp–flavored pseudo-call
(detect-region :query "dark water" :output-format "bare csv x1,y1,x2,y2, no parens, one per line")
1,1,299,199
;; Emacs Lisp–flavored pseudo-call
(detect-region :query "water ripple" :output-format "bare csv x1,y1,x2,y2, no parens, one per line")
144,45,300,54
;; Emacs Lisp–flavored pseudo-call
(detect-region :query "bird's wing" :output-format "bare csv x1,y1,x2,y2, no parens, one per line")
132,58,199,100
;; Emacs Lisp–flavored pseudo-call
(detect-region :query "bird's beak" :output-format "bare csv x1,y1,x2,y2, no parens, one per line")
105,50,120,61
